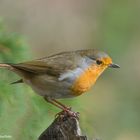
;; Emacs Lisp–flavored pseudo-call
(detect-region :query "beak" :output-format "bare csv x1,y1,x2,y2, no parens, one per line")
109,63,120,68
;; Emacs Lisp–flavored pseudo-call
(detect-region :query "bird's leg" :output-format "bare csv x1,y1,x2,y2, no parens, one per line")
44,97,79,118
52,99,71,110
44,97,65,110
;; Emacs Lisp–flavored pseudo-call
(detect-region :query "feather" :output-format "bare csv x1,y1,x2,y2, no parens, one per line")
10,79,23,84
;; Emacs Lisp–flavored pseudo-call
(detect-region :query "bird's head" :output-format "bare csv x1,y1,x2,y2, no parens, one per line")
79,49,120,72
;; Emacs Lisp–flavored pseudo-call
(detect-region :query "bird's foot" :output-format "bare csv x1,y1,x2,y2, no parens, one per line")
55,108,80,119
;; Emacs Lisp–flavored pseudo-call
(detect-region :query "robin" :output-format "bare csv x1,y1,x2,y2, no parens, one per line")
0,49,120,116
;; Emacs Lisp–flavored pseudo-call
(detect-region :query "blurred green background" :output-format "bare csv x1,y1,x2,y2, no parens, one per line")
0,1,140,140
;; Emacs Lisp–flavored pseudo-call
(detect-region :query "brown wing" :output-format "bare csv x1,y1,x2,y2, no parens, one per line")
11,51,83,77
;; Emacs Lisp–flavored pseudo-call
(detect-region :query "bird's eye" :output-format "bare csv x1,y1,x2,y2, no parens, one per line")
96,60,103,65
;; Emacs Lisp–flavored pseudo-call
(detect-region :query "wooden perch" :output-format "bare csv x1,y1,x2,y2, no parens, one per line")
38,113,87,140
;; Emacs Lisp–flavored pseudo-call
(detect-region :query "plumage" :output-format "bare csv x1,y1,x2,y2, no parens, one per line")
0,49,118,99
10,49,109,76
10,79,23,84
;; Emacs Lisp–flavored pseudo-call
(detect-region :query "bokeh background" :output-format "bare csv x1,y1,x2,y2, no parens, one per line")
0,0,140,140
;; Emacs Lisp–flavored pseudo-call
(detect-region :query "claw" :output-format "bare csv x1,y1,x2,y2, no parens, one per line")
55,108,80,119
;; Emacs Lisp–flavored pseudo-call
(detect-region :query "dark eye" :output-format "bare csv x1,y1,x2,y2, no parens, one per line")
96,60,103,65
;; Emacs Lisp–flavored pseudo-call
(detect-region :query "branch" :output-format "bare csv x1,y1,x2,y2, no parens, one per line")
38,113,87,140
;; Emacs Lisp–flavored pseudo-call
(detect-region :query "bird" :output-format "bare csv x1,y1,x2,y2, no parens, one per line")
0,49,120,116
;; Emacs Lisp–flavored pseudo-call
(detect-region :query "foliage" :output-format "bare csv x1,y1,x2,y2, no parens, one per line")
0,21,78,140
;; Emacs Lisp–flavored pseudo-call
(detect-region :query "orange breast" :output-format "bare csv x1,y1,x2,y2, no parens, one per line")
71,64,105,96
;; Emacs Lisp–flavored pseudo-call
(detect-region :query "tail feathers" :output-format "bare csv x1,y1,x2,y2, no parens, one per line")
0,63,10,67
0,63,13,70
10,79,23,84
